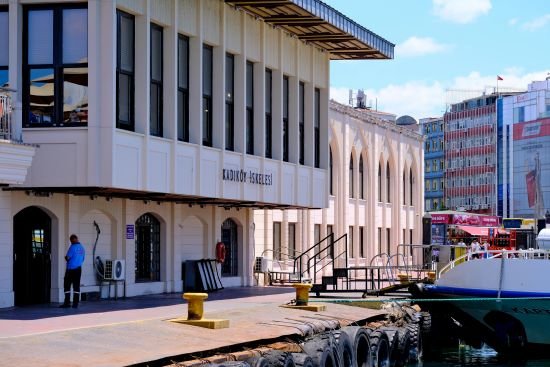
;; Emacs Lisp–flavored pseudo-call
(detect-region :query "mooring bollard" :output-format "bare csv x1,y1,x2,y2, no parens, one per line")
169,292,229,329
293,283,312,306
183,292,208,320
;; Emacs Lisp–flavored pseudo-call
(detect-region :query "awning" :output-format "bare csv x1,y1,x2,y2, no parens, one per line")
456,226,498,237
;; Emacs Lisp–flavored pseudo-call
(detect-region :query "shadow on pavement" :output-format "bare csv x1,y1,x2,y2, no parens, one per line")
0,286,295,321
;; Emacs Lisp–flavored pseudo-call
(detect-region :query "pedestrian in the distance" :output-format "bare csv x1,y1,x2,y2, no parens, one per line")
60,234,85,308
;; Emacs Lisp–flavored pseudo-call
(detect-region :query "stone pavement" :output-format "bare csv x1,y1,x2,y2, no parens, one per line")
0,287,385,367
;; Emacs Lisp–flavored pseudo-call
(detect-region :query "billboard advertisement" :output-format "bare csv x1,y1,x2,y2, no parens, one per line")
512,118,550,218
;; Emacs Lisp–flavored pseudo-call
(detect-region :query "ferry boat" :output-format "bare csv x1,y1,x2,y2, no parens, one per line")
415,248,550,353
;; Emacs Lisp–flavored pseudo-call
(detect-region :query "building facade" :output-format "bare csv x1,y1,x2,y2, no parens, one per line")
254,102,424,273
0,0,393,308
502,79,550,219
421,117,444,211
444,94,500,214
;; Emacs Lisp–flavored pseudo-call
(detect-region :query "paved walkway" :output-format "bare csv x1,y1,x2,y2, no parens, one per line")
0,287,384,367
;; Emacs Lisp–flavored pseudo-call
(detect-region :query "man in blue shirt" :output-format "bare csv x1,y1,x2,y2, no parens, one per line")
60,234,85,308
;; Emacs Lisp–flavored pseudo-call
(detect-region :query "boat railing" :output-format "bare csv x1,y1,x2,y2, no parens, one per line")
438,248,550,278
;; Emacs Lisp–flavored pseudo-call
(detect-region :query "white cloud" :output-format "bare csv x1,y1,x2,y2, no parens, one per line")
330,70,549,121
522,14,550,31
508,18,518,26
432,0,491,24
396,37,450,58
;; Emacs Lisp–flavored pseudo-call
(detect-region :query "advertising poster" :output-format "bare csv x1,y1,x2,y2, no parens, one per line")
512,118,550,218
431,223,446,245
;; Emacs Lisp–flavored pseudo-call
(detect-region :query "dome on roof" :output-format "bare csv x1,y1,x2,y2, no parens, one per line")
396,115,418,125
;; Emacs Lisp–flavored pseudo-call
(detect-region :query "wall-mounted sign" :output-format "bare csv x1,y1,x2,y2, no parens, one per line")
126,224,134,239
222,168,273,186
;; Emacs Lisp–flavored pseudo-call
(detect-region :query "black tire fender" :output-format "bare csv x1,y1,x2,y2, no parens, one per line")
368,329,390,367
291,353,315,367
341,326,372,367
263,351,295,367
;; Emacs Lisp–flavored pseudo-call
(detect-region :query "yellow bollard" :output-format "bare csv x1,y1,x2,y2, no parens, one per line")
169,292,229,329
183,292,208,320
293,283,312,306
280,283,326,312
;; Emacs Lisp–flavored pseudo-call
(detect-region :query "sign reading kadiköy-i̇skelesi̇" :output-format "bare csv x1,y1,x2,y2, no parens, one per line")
222,168,273,186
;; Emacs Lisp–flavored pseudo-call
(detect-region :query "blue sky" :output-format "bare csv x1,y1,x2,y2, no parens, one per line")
324,0,550,120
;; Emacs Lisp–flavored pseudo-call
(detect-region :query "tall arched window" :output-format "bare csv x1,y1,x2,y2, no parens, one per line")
409,168,414,206
378,163,382,201
359,155,364,199
349,155,354,198
135,213,161,282
329,147,333,195
386,162,391,203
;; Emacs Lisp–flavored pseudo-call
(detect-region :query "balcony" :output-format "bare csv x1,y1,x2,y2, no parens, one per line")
0,91,36,185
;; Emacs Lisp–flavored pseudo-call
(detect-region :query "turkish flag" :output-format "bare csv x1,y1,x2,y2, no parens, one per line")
526,170,536,207
497,75,503,81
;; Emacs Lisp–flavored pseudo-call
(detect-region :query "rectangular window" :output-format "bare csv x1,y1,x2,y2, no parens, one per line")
0,9,8,87
265,68,272,158
299,82,305,165
246,61,254,155
410,229,413,245
314,224,321,259
327,224,334,259
283,76,289,162
359,226,364,258
386,228,391,255
202,44,213,146
349,226,354,258
314,88,320,168
273,222,281,260
177,35,189,142
288,223,296,259
25,5,88,127
116,10,134,130
150,24,163,137
225,53,234,150
378,227,382,255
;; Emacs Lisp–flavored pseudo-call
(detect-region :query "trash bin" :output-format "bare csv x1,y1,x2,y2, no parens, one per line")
454,246,467,265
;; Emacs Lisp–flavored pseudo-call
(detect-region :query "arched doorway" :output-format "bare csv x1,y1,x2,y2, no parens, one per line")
135,213,161,282
13,207,52,305
221,219,238,276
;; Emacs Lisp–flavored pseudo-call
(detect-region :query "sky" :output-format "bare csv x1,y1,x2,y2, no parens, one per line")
323,0,550,121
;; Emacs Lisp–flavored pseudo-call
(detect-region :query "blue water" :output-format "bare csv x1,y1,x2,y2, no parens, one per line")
414,344,550,366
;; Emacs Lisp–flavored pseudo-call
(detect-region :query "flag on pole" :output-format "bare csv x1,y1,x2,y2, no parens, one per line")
497,75,503,81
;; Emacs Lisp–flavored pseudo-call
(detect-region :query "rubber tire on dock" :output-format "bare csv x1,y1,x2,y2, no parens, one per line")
331,329,355,367
215,362,252,367
368,329,390,367
419,311,432,335
341,326,372,367
302,332,338,367
246,356,269,367
263,351,296,367
406,322,423,362
291,353,315,367
379,327,400,367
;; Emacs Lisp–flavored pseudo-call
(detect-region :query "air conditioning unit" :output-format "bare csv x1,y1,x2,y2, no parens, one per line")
104,259,126,280
254,257,270,272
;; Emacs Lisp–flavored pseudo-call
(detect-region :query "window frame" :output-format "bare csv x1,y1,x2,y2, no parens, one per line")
225,53,234,151
349,154,354,198
265,68,272,158
246,61,254,155
314,87,320,168
359,155,364,199
283,75,289,162
23,4,89,128
0,8,8,87
299,81,305,165
177,34,189,142
149,23,163,137
202,44,213,147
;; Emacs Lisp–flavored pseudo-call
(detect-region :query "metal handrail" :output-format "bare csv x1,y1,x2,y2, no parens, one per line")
0,93,13,141
437,249,550,278
293,232,334,281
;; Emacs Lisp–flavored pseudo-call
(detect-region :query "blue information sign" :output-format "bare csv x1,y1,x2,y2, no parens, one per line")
126,224,134,239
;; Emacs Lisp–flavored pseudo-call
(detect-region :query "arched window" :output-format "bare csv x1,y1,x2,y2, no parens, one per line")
378,163,382,201
329,147,333,195
386,162,391,203
349,154,354,198
409,168,414,206
221,219,238,276
135,213,161,282
359,155,364,199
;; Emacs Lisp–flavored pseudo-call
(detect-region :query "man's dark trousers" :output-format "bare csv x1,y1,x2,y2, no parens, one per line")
63,267,82,307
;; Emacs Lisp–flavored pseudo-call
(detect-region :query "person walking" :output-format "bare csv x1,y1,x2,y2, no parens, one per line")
60,234,85,308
